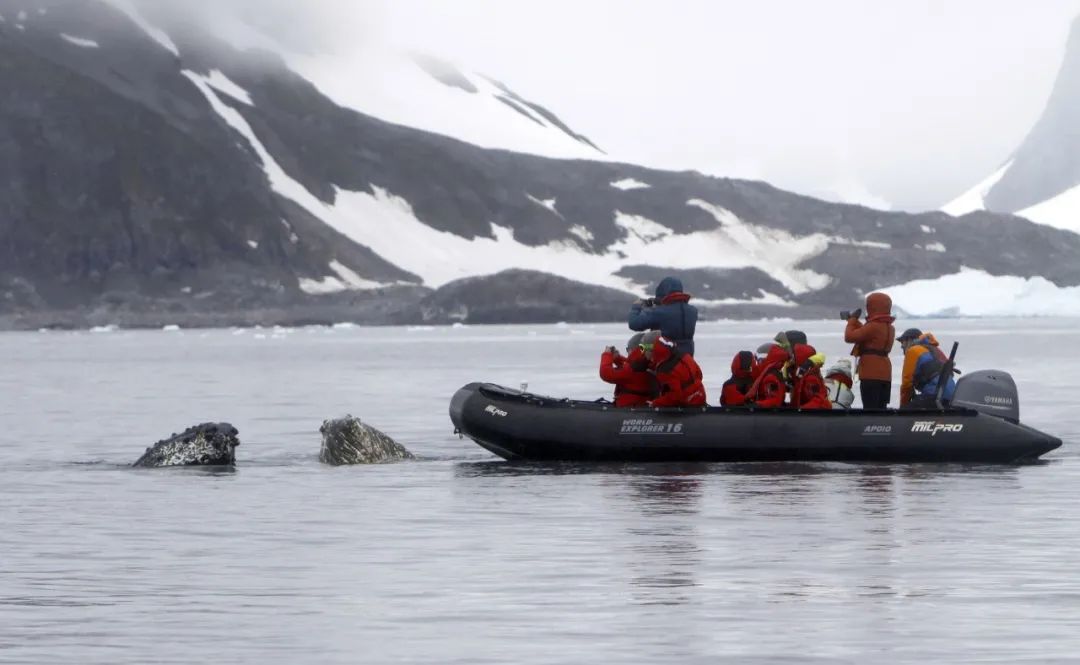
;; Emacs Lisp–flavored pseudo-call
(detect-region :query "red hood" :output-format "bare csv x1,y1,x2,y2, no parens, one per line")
826,371,853,388
865,292,893,318
650,336,678,366
792,343,818,366
626,346,649,370
730,351,756,378
753,344,789,378
660,292,691,305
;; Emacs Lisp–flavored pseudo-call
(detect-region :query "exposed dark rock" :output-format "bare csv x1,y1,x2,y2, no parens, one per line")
415,270,634,324
412,53,479,94
616,265,795,301
0,0,416,316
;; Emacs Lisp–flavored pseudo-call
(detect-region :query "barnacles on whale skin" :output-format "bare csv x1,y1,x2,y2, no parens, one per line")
133,423,240,468
319,416,413,465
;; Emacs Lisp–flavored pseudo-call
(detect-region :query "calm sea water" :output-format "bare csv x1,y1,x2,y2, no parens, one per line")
2,319,1079,664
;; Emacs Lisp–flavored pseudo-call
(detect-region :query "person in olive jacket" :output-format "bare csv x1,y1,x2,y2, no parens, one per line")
843,292,896,409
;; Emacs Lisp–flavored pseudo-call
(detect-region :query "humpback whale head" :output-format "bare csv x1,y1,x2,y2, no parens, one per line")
319,416,414,465
133,423,240,468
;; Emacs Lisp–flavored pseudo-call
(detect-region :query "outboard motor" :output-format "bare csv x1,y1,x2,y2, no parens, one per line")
952,370,1020,422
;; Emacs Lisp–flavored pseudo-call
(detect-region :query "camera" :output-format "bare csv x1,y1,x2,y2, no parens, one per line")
641,297,656,307
839,308,862,321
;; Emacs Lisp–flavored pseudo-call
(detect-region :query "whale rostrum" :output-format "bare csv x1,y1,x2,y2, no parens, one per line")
133,423,240,468
319,416,414,465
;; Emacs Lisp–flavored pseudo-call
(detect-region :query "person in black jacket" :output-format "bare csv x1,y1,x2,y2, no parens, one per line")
627,276,698,355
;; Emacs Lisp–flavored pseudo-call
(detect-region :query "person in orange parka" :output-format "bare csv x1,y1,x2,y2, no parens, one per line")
790,343,831,410
599,335,659,407
844,292,896,409
746,343,789,408
646,336,707,407
720,351,757,406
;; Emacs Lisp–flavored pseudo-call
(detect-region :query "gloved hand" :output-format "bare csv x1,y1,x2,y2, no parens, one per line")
849,308,862,320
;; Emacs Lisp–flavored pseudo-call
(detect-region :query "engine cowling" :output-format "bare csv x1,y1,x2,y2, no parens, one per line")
952,370,1019,422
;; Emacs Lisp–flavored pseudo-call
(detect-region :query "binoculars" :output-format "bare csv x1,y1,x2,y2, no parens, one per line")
839,308,862,321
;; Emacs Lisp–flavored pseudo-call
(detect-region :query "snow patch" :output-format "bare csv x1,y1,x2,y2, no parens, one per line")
611,178,651,191
272,42,605,160
280,219,299,244
17,10,27,21
569,225,594,244
925,242,946,253
15,23,25,31
1016,183,1080,235
183,70,394,293
183,68,836,297
695,292,798,308
616,212,672,243
829,238,892,250
205,70,253,105
886,267,1080,317
162,324,181,332
299,260,387,295
247,240,259,249
920,225,936,234
526,194,562,218
688,200,831,295
106,0,180,56
60,34,100,49
183,69,310,204
942,160,1013,216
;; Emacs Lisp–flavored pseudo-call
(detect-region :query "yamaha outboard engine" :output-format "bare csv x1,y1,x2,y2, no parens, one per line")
952,370,1019,422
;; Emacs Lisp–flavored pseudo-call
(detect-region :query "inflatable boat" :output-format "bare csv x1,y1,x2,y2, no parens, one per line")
449,371,1062,464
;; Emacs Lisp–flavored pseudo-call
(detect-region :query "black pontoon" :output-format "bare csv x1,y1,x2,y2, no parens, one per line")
449,371,1061,464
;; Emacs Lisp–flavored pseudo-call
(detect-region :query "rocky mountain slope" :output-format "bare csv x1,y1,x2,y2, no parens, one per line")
3,0,1080,329
945,16,1080,235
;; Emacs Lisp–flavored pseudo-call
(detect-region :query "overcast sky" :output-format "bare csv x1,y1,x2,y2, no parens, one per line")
169,0,1080,210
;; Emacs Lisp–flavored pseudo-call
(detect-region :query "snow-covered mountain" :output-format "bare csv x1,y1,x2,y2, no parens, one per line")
4,0,1080,328
945,16,1080,236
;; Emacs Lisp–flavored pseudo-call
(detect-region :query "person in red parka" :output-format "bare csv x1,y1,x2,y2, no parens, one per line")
599,336,659,407
746,344,788,408
646,336,707,407
720,351,757,406
790,343,831,410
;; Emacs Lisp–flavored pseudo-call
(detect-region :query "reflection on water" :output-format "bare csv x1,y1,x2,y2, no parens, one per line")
622,473,704,606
